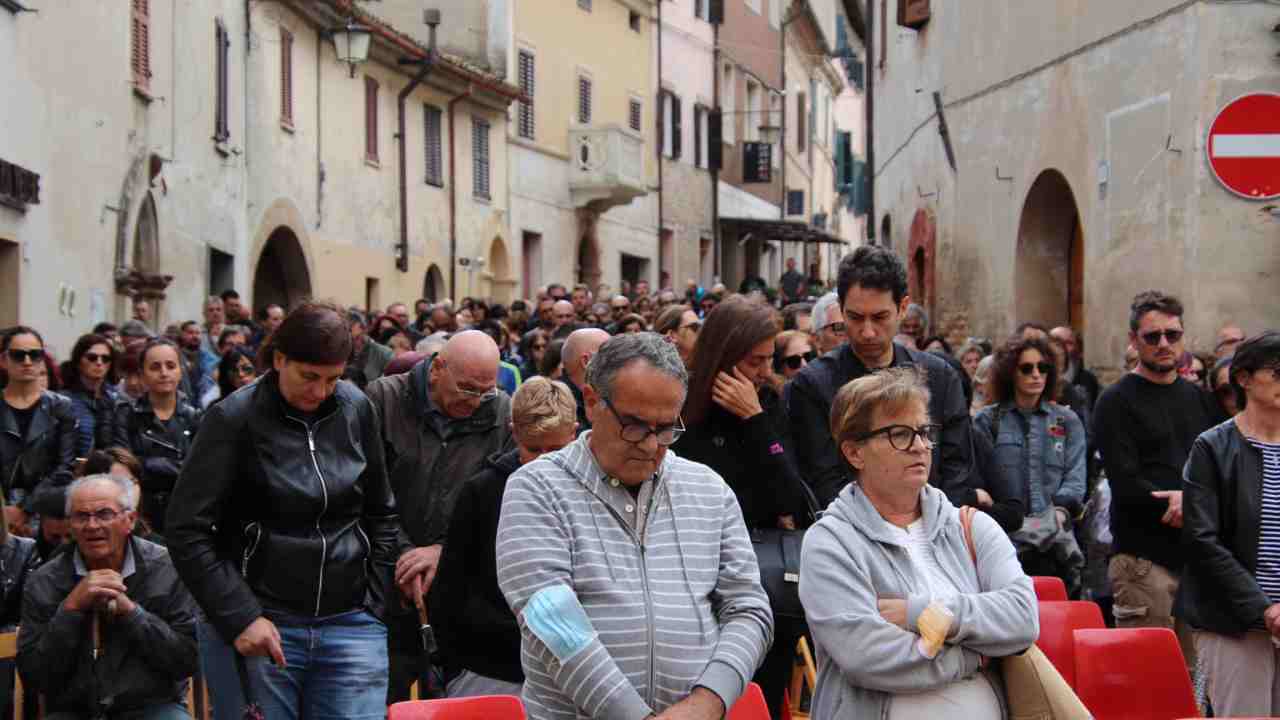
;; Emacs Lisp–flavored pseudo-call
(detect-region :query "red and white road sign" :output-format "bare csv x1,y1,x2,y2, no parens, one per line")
1207,92,1280,201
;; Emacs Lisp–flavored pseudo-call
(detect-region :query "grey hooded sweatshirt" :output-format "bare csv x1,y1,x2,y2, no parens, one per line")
496,431,773,720
799,483,1038,720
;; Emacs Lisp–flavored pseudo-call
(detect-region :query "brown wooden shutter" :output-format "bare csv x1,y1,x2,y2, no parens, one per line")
365,76,379,162
281,29,294,125
215,20,230,142
131,0,151,91
797,92,806,152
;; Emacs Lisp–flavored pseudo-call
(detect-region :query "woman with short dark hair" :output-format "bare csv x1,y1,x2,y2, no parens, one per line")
1182,331,1280,716
213,346,258,405
974,335,1087,595
167,301,404,720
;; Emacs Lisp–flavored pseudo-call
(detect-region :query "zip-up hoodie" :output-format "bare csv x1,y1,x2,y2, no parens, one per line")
496,432,773,720
799,484,1038,720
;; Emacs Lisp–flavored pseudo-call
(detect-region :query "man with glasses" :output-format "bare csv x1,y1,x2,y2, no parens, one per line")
366,330,513,703
1093,290,1225,665
787,246,975,508
20,474,198,719
811,292,847,355
497,333,772,720
606,295,632,334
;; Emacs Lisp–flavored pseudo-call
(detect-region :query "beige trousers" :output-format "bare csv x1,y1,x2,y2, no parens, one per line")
1107,553,1196,670
1195,629,1280,717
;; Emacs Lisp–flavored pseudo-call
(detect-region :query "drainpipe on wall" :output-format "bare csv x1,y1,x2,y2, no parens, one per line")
396,11,441,274
656,0,664,286
316,26,324,229
711,19,721,281
447,84,475,301
865,0,876,242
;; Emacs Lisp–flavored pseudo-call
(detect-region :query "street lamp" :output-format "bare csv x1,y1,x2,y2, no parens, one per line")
331,19,372,78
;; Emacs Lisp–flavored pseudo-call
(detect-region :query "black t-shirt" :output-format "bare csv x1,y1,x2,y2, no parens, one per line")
6,401,36,441
779,270,805,299
1093,373,1226,571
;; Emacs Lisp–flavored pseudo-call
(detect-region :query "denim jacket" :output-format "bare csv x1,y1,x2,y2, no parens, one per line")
974,401,1086,517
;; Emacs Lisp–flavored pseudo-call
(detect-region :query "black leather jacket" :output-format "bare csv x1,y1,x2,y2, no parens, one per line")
1179,419,1273,635
166,372,404,645
113,396,201,487
0,391,77,513
0,534,39,629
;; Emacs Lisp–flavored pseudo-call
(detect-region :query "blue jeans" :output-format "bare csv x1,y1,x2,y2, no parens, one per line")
245,609,388,720
196,616,245,720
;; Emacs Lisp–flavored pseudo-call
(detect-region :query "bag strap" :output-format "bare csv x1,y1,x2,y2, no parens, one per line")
959,505,979,566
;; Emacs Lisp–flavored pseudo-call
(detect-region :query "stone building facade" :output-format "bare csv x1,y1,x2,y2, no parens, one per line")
868,0,1280,372
0,0,518,354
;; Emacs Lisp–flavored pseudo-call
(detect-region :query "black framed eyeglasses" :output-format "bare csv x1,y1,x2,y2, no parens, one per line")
603,396,684,445
855,424,941,452
1139,329,1184,347
823,322,847,335
6,348,44,364
783,351,817,370
1018,362,1054,376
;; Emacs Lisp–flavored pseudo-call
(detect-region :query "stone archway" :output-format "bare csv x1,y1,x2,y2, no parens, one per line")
907,209,936,319
423,264,445,302
1016,169,1084,331
487,235,516,303
253,227,312,312
115,191,173,326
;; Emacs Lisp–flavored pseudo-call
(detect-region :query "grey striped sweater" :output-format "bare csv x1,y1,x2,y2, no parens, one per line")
496,432,773,720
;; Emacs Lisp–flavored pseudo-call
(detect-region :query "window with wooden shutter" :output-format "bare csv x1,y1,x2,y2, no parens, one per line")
517,50,535,140
131,0,151,93
694,105,705,169
796,92,806,152
424,104,443,186
215,20,230,143
280,29,294,127
473,117,491,200
629,99,642,133
671,95,682,160
365,76,379,163
577,76,592,125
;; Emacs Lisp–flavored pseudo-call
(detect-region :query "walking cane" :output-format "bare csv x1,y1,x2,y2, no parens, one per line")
422,599,442,696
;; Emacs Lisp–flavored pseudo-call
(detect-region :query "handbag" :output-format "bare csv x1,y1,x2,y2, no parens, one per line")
750,474,822,621
958,506,1091,720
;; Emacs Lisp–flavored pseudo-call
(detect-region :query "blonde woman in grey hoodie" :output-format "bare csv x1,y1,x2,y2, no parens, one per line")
799,368,1038,719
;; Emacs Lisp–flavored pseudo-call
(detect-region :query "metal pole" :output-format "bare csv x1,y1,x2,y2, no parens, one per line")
865,0,876,243
711,19,721,280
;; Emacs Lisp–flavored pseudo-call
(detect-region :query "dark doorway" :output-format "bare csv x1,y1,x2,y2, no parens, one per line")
0,239,17,327
209,248,234,297
423,264,445,302
880,214,892,249
577,235,601,288
253,227,311,312
1016,169,1083,332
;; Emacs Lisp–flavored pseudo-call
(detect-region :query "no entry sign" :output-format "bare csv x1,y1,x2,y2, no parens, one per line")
1207,92,1280,201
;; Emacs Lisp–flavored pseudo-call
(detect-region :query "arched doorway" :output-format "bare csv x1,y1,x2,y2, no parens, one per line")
253,227,312,312
907,208,936,317
423,264,445,302
1015,169,1084,332
134,194,159,275
487,236,515,303
880,214,892,249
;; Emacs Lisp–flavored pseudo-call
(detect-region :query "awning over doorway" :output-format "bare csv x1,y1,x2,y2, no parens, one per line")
718,217,847,245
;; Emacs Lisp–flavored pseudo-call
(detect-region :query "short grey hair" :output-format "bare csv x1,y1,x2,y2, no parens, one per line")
586,332,688,401
812,292,841,331
905,303,929,330
66,473,136,517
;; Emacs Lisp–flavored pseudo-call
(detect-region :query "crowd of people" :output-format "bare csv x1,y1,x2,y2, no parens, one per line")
0,245,1275,719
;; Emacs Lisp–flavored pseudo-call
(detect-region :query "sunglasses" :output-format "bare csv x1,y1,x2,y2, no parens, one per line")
783,351,817,370
532,343,547,351
6,349,44,364
83,352,112,365
1139,329,1184,347
1018,362,1054,376
679,321,702,333
234,363,256,377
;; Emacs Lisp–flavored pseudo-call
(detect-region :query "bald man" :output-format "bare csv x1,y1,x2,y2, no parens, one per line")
366,330,514,703
562,328,610,431
551,299,576,332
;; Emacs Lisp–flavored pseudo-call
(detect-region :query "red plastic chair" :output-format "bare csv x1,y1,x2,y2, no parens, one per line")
1035,600,1105,688
726,682,770,720
388,695,526,720
1032,575,1068,601
1073,628,1197,720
